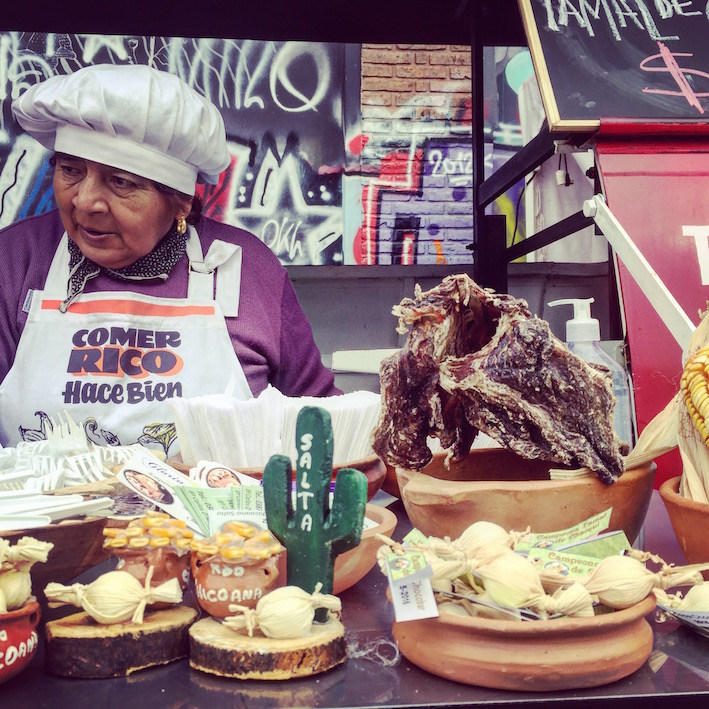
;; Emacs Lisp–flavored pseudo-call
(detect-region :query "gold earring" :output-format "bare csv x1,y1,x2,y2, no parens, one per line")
176,216,187,235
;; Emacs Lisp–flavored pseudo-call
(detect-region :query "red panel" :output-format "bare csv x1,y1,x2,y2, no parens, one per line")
596,135,709,486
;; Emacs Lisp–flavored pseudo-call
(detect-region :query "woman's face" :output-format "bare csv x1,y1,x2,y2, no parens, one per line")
53,155,189,269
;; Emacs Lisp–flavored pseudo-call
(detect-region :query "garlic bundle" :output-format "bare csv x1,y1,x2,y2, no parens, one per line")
0,536,54,613
475,549,594,619
44,567,183,624
457,520,530,556
475,550,546,609
548,583,595,618
223,583,341,639
578,554,704,609
375,532,509,590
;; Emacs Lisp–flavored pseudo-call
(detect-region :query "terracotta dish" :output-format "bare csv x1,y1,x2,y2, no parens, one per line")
167,453,387,501
659,476,709,569
333,503,397,594
396,448,655,542
392,595,656,691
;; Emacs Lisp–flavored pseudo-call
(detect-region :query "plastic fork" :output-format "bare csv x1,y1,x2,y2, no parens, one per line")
0,469,34,491
64,450,110,484
46,411,90,456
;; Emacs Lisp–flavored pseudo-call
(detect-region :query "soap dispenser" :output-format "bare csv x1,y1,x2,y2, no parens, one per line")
548,297,634,447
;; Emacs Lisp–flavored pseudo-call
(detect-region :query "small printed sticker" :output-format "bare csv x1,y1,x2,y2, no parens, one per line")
385,550,439,622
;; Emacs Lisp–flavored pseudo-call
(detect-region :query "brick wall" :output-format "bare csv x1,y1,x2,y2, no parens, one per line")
357,44,475,266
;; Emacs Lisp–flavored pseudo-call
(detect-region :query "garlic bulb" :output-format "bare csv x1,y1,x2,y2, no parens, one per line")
44,567,183,624
0,536,54,612
223,583,341,639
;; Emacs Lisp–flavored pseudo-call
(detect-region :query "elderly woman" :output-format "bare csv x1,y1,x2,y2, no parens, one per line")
0,64,339,449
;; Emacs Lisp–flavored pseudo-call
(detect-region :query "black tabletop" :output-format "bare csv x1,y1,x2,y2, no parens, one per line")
3,494,709,708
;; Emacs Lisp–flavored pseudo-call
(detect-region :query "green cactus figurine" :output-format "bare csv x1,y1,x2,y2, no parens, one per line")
263,406,368,620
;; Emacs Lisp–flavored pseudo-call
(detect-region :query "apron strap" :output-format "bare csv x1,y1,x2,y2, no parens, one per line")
43,233,71,296
42,230,242,318
186,228,242,317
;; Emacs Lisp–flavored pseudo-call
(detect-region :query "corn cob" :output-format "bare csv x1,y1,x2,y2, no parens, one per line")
680,347,709,443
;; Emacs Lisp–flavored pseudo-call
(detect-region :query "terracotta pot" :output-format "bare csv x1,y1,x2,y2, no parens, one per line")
0,600,41,686
333,503,397,595
167,453,387,501
191,552,286,618
396,448,656,542
113,546,191,591
659,476,709,570
392,595,656,691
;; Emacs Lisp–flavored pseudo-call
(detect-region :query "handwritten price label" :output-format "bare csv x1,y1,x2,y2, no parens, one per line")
385,550,439,622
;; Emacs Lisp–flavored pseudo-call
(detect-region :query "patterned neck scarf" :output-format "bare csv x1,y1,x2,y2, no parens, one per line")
61,222,187,312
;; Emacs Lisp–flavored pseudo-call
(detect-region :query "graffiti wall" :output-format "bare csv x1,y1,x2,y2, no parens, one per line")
354,44,527,266
0,33,526,266
0,32,348,265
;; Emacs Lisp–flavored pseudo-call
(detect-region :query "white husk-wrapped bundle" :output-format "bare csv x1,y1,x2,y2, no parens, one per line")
656,581,709,611
475,549,593,618
44,567,183,624
428,521,519,560
0,536,54,612
579,554,706,609
223,583,341,639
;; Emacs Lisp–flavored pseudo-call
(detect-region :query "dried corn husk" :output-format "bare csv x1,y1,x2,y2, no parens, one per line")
547,582,595,618
223,583,341,639
44,567,183,624
579,554,706,609
437,601,472,617
375,533,510,596
0,570,31,614
0,536,54,612
657,582,709,612
474,549,593,618
455,590,524,621
428,521,518,561
475,550,546,610
629,308,709,502
0,536,54,569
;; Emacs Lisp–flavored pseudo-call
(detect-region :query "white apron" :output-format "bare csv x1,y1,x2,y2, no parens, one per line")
0,228,252,454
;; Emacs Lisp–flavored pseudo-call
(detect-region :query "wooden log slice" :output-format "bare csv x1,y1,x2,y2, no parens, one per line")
45,605,198,678
189,614,346,679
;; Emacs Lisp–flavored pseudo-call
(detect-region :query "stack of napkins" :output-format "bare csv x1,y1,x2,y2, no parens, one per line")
168,386,382,469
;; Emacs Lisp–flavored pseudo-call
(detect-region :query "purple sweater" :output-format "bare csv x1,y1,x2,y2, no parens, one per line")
0,210,339,398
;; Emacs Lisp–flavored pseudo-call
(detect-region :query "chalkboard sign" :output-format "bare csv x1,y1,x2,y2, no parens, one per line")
518,0,709,131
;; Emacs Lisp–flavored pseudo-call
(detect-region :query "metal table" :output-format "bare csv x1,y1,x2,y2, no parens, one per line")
3,493,709,708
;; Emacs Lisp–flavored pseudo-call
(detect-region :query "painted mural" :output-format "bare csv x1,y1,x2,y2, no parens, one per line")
0,32,526,266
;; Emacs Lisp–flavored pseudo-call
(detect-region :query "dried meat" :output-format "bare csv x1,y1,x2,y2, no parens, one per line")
372,274,626,484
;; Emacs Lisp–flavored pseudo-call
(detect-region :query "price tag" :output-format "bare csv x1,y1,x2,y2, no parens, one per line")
385,550,439,622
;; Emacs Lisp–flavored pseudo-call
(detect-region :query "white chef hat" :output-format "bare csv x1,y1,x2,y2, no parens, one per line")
11,64,231,195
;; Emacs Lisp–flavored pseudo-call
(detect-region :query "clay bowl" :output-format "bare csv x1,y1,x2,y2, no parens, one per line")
392,595,656,691
167,453,387,501
0,600,41,686
333,503,397,594
659,476,709,569
3,517,109,602
396,447,656,543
